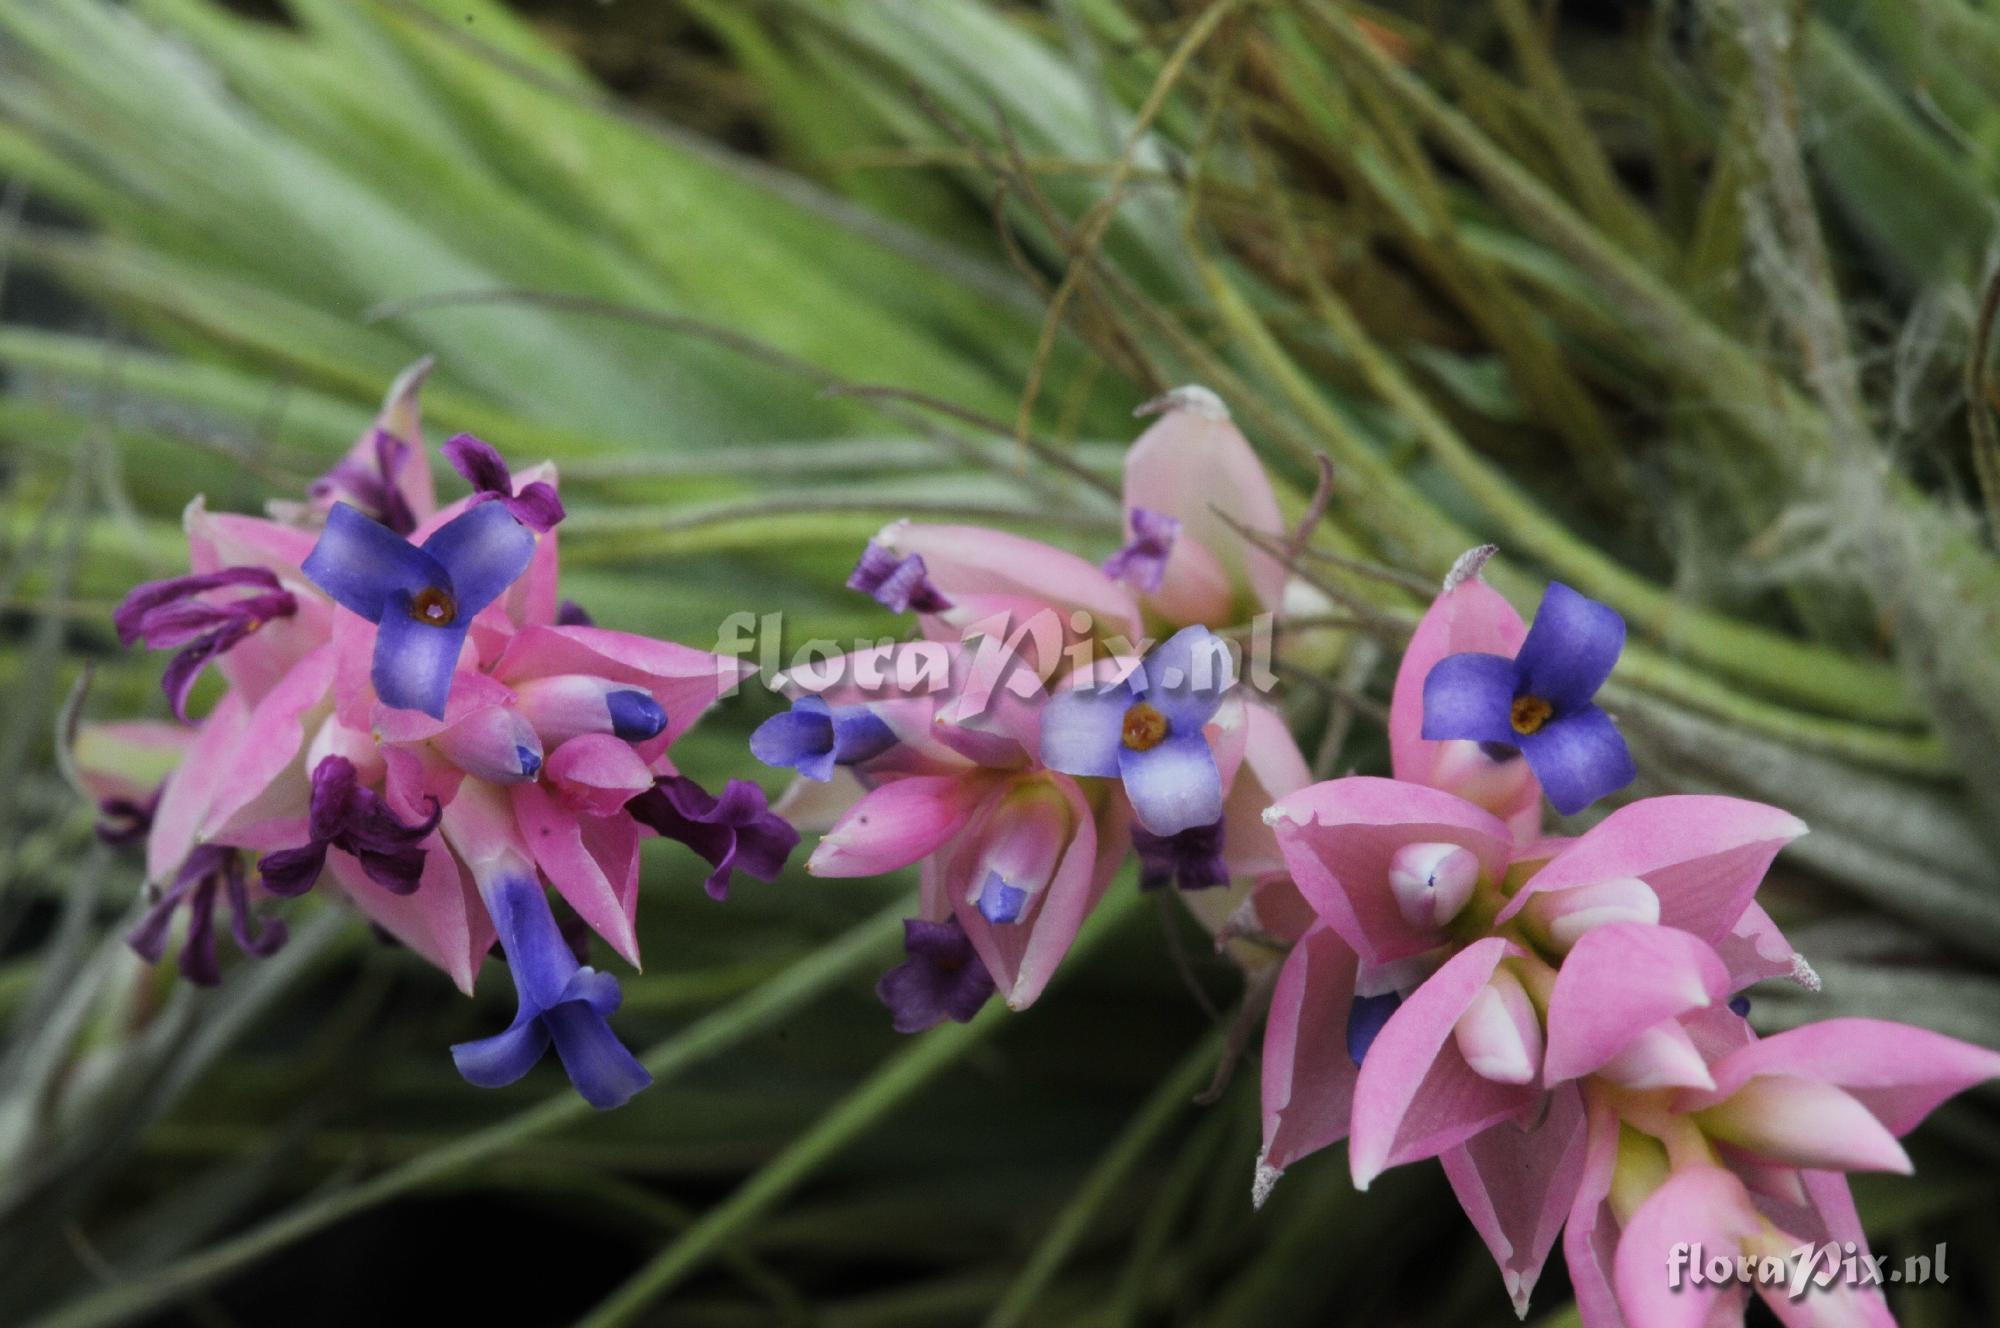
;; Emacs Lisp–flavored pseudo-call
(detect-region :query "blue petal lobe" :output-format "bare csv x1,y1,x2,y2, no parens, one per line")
1518,703,1635,815
1420,652,1522,745
976,872,1027,924
372,602,468,719
545,1000,653,1110
1117,731,1222,836
1514,582,1625,713
829,705,898,766
1039,683,1134,778
451,1018,552,1088
1137,625,1234,733
420,502,537,619
302,502,445,622
750,702,836,778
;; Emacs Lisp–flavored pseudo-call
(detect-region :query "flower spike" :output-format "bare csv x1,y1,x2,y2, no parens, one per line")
302,500,536,717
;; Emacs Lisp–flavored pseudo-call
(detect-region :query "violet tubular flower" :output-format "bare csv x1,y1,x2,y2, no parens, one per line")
876,915,996,1033
302,500,536,718
442,433,565,533
1101,507,1180,594
256,756,440,896
626,774,799,900
450,873,651,1110
847,541,952,613
749,696,896,781
1421,581,1636,815
1131,818,1227,892
128,845,287,986
1040,625,1234,836
114,567,298,720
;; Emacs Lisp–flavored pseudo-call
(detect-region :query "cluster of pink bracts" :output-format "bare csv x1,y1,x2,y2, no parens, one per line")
82,361,794,1109
80,364,2000,1326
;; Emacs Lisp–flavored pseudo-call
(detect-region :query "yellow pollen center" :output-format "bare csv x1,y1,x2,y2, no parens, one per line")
1510,694,1553,736
1122,702,1170,752
410,586,457,627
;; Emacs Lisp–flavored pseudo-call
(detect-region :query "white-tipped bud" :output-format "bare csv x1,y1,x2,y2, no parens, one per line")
1453,967,1543,1085
1698,1075,1912,1175
1388,841,1479,930
1598,1020,1716,1092
1524,875,1660,952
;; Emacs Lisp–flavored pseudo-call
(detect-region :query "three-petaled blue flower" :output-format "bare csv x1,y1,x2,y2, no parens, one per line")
450,873,652,1110
1040,625,1234,836
302,501,537,718
1421,581,1636,815
749,696,897,781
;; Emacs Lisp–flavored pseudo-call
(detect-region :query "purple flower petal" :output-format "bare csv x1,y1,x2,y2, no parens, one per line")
126,846,284,985
1514,582,1625,714
1347,990,1401,1066
1132,818,1227,891
1101,507,1179,594
442,433,514,495
1420,651,1521,746
556,599,595,627
545,999,653,1110
302,502,446,621
114,567,284,646
875,915,995,1033
443,434,567,533
626,774,799,900
452,1018,552,1088
419,501,537,620
1136,625,1233,734
257,756,438,894
256,842,330,897
976,871,1027,924
750,697,895,781
848,541,952,613
1517,703,1636,816
1038,683,1134,778
372,602,470,718
1116,730,1222,837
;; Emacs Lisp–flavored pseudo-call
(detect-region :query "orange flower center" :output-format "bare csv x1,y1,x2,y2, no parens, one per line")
1510,694,1553,736
409,586,457,627
1122,702,1170,752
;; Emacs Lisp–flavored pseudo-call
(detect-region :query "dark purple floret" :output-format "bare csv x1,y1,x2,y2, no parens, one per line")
1101,507,1180,594
1421,581,1636,815
556,599,596,627
127,845,288,986
311,429,419,536
875,915,996,1033
114,566,298,720
1346,989,1402,1066
443,433,565,533
1131,818,1228,892
626,774,799,900
256,756,440,897
847,541,952,614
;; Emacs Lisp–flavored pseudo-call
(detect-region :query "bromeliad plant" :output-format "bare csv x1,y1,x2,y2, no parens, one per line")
92,363,796,1109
